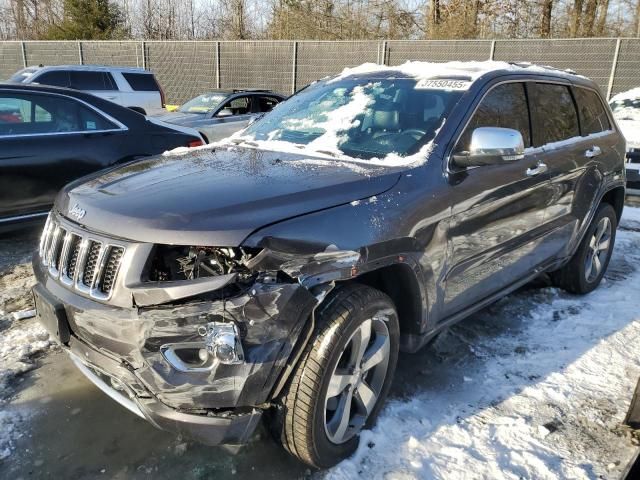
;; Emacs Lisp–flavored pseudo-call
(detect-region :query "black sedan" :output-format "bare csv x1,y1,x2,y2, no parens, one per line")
0,83,204,228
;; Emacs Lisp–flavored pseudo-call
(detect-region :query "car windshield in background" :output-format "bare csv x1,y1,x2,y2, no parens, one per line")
241,78,463,160
8,67,39,83
178,93,228,114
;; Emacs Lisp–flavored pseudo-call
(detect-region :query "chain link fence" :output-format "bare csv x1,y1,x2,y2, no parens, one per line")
1,38,639,103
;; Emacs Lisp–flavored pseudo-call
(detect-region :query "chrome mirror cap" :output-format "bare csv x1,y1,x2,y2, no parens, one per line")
453,127,525,168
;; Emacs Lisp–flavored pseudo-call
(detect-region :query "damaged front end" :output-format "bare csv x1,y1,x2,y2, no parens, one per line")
34,213,361,445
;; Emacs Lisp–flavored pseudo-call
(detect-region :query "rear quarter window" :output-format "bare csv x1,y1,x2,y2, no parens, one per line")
122,73,160,92
573,87,611,135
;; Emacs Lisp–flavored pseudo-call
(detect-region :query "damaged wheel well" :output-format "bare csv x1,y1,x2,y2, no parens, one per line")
355,263,423,335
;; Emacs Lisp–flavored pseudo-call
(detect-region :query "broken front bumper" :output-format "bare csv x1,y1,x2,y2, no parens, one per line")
66,334,262,446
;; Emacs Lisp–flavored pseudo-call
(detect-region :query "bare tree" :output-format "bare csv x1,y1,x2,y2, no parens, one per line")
540,0,553,37
570,0,584,36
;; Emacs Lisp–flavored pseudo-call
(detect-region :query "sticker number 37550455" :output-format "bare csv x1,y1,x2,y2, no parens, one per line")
415,79,472,90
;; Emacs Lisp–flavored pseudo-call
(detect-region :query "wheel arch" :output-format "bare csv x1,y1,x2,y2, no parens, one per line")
354,263,424,336
600,185,625,224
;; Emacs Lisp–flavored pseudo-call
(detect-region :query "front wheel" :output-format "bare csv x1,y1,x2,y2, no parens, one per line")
551,203,617,294
274,284,399,468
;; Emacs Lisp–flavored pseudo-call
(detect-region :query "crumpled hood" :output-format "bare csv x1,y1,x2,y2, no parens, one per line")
55,145,402,245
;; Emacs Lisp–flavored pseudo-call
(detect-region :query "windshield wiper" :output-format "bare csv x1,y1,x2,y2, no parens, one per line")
313,149,339,157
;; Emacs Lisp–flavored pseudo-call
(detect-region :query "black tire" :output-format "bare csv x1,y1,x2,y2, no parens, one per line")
551,203,617,294
274,284,399,468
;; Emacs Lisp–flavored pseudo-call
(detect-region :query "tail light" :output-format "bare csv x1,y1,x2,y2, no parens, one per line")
187,139,204,148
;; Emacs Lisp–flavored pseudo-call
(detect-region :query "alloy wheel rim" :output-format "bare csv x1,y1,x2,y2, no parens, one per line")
323,314,391,444
585,216,612,283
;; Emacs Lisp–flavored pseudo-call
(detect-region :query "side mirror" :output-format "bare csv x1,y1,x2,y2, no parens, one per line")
217,108,234,118
453,127,525,168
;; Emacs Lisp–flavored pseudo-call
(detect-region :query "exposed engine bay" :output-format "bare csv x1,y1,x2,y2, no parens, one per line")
147,246,259,282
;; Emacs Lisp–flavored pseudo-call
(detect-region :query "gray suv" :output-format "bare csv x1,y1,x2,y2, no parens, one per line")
33,61,626,468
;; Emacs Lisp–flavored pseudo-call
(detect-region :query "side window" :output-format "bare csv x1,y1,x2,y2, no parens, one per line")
122,73,160,92
530,83,579,146
456,82,531,153
33,70,70,88
217,96,251,117
573,87,611,135
69,71,116,91
257,96,280,113
0,93,117,136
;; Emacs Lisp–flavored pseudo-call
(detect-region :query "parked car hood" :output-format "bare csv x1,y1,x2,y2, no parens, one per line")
56,145,402,246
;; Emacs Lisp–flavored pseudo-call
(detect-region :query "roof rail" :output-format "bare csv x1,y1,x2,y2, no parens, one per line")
508,61,578,76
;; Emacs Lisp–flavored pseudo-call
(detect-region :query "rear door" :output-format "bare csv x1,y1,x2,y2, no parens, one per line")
530,83,612,259
443,81,554,317
0,90,128,220
69,70,121,105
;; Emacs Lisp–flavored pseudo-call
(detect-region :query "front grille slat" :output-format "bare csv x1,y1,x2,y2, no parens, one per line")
82,241,102,288
100,247,124,294
39,214,125,301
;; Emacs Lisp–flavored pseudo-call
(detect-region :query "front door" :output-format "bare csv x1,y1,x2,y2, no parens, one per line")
442,81,553,318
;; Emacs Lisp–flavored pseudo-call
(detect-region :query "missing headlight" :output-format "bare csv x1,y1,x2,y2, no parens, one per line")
147,245,260,282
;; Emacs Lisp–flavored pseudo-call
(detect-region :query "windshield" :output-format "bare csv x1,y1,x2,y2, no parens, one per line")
241,78,463,161
179,93,228,114
8,67,39,83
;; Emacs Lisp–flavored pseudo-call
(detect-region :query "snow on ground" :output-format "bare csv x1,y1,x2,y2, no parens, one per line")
326,206,640,480
0,230,52,460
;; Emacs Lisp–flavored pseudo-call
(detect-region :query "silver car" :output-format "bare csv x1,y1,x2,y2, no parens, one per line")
153,89,285,143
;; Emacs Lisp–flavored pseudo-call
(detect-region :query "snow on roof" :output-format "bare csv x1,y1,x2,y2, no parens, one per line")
329,60,580,83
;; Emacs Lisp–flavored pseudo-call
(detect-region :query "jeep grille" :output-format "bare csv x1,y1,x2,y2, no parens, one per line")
39,214,125,300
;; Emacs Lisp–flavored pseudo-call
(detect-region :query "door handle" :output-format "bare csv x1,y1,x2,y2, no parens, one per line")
585,145,602,158
526,162,548,177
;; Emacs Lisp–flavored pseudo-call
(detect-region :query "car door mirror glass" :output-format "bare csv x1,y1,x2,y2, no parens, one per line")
217,108,234,118
453,127,525,168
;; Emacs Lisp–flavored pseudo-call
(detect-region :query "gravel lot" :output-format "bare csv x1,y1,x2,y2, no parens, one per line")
1,205,640,479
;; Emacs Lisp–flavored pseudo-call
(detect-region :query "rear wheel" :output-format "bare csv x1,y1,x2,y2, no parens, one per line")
551,203,617,294
275,284,399,468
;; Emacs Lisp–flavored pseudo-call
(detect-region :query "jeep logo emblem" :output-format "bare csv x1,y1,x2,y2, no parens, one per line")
69,203,86,221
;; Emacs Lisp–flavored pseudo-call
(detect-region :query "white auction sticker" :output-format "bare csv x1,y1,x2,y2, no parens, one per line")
415,79,472,90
